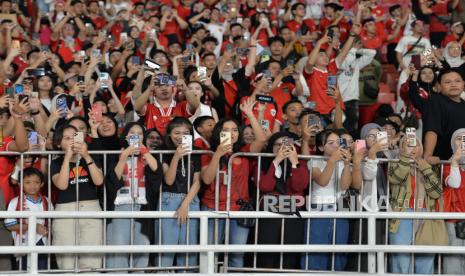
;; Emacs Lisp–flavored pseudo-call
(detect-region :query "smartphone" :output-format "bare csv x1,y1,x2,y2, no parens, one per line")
355,139,366,151
377,131,388,143
77,76,85,83
5,87,14,98
339,138,348,149
27,68,46,77
92,103,103,123
226,44,233,51
12,40,20,49
132,56,141,65
220,131,231,146
411,55,421,70
327,75,337,89
74,132,84,144
31,92,39,98
28,131,38,145
260,120,270,131
307,115,320,126
56,97,68,117
406,127,417,147
144,58,161,70
150,29,156,39
99,72,109,89
327,29,334,41
286,58,295,68
306,101,317,110
128,134,140,148
78,50,86,58
282,137,294,150
18,94,29,103
197,66,207,80
182,135,193,151
120,32,128,41
14,84,24,95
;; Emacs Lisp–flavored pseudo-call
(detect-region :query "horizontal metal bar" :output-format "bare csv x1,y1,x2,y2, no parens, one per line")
2,211,465,220
1,245,465,254
0,150,213,155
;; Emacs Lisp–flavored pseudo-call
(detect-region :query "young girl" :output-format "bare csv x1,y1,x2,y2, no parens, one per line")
301,129,354,271
440,129,465,275
201,98,267,267
5,168,52,270
388,136,439,274
105,122,162,270
158,117,201,267
50,124,104,270
255,132,309,269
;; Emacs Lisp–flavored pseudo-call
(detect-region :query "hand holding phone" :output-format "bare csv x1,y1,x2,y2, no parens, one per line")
182,135,193,153
92,103,103,123
220,131,232,152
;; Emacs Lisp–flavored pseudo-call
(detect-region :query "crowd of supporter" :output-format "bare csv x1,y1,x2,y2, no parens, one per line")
1,0,465,273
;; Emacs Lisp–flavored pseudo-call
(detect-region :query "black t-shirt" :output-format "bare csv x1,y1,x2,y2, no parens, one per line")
424,94,465,159
162,153,201,194
50,157,101,204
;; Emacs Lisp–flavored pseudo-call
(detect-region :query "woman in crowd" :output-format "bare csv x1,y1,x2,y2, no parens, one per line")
301,129,354,271
254,132,309,269
442,128,465,275
387,136,440,274
158,117,201,267
105,122,162,271
50,124,104,270
200,98,267,267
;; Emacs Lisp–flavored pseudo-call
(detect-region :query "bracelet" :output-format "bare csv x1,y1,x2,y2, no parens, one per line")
31,111,40,116
86,160,94,166
250,45,257,48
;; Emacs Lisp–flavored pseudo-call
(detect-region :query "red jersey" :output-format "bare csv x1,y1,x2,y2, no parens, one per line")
443,164,465,222
303,61,345,115
270,82,295,111
51,38,83,64
194,137,210,150
442,34,465,49
201,144,251,211
287,19,317,34
143,100,191,136
0,137,17,205
430,1,450,33
240,96,282,132
385,18,404,44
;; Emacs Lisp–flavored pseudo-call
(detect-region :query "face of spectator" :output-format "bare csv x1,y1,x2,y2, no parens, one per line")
453,24,464,35
268,62,281,78
257,0,268,9
453,133,465,151
63,23,75,38
448,42,462,58
70,119,88,134
168,43,182,57
73,2,84,15
194,29,207,40
324,7,335,19
388,116,402,128
294,4,306,17
413,21,424,34
440,71,465,98
6,64,14,79
1,1,11,13
98,116,116,137
230,25,243,37
38,76,53,91
364,21,376,34
203,41,216,53
320,133,340,157
361,8,371,20
0,113,9,127
198,119,215,140
316,52,329,67
242,126,255,144
46,131,54,150
169,124,190,146
222,120,240,144
146,130,163,150
420,68,434,83
284,103,303,125
182,0,194,7
21,42,31,56
365,128,379,148
272,137,288,154
391,8,401,18
246,0,257,8
60,127,76,151
126,124,145,146
211,9,221,22
89,2,99,13
154,84,174,101
187,82,203,100
110,51,122,66
270,41,284,57
280,28,292,42
130,27,140,39
135,4,144,16
153,52,168,67
382,124,396,140
23,175,42,197
203,55,217,70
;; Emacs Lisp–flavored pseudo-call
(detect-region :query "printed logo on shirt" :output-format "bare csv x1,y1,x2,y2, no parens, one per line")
270,109,276,117
69,166,88,180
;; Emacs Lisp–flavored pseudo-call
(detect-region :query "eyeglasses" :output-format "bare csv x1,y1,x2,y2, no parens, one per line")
326,140,339,146
366,134,376,140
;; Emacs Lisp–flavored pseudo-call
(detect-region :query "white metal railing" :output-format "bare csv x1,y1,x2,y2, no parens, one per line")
2,211,465,275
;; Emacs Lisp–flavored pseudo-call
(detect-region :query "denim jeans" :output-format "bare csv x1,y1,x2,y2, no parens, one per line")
201,205,250,267
301,204,349,271
156,192,200,267
388,208,434,274
443,222,465,274
106,204,150,271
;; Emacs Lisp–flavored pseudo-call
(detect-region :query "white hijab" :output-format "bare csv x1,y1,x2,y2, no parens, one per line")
444,42,465,68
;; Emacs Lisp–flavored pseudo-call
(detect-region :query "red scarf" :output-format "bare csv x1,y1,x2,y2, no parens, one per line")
122,156,146,188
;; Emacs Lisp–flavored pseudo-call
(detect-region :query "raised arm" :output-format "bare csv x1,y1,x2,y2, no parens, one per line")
240,97,267,153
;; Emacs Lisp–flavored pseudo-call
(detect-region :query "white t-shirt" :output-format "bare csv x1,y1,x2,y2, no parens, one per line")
338,48,376,102
395,35,431,69
5,195,53,246
308,159,346,204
